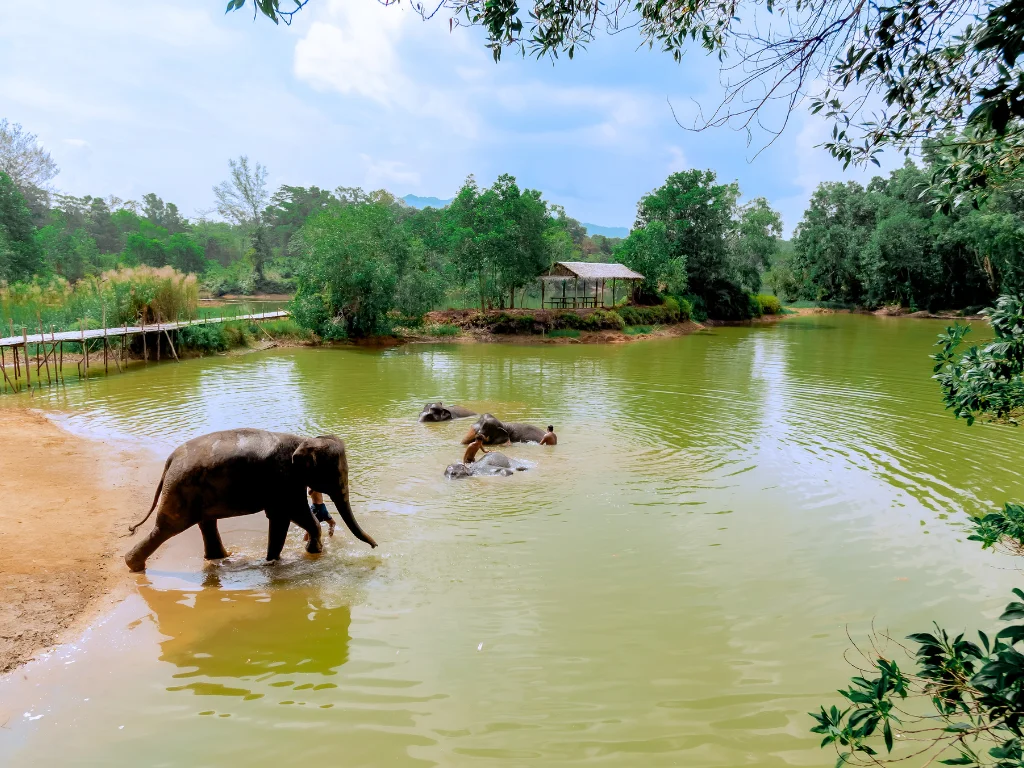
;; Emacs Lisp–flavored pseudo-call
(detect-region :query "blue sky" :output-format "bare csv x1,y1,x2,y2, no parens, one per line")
0,0,901,234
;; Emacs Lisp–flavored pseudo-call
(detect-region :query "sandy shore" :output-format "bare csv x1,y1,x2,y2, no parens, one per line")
0,407,161,674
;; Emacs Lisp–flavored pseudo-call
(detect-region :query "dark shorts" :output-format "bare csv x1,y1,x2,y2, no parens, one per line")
310,503,333,523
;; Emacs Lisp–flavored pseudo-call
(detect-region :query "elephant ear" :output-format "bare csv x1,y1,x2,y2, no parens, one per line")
494,425,510,443
291,439,319,470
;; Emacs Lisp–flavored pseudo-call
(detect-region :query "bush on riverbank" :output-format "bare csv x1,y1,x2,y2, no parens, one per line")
176,318,310,353
548,329,580,338
754,294,781,315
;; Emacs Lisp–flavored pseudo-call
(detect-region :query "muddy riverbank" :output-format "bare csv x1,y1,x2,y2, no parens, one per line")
0,407,161,673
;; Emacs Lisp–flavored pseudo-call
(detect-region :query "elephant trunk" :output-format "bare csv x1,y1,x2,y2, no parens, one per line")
331,487,377,549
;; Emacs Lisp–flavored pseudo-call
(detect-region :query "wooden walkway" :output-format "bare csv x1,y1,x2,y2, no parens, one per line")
0,310,289,348
0,310,290,393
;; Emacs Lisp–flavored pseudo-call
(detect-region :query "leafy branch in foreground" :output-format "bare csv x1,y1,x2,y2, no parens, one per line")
932,295,1024,425
812,590,1024,768
970,504,1024,557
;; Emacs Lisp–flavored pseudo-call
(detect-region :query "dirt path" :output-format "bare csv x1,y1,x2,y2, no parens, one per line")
0,407,161,674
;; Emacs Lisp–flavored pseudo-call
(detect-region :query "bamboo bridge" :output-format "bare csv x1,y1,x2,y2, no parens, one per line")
0,309,290,393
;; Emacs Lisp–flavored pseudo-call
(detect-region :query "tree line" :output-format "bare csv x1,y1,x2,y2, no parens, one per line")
768,157,1024,312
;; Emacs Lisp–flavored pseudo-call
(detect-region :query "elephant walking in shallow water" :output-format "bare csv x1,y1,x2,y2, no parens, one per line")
124,429,377,572
462,413,546,445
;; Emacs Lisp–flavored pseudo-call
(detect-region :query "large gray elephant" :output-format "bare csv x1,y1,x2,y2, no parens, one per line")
445,452,527,478
461,413,546,445
419,402,477,422
124,429,377,572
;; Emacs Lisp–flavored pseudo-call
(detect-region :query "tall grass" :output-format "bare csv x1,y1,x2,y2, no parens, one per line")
1,267,199,334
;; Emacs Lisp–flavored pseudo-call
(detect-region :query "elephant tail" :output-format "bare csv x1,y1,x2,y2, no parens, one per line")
127,456,171,536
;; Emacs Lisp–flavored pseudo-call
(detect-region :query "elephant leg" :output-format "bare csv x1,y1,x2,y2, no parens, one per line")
266,513,290,562
290,505,322,555
199,519,228,560
125,517,192,573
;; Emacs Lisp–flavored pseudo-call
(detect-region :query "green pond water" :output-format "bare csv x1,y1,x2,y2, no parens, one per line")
3,314,1024,766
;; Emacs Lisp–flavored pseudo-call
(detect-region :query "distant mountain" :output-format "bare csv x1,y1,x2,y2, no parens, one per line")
402,194,452,209
583,223,629,239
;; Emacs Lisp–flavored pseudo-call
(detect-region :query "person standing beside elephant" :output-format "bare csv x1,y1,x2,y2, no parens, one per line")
540,426,557,446
308,488,336,537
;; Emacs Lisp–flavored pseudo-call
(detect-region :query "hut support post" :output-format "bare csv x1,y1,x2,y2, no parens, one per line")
541,280,545,308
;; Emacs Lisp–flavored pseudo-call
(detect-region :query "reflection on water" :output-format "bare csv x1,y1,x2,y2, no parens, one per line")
144,584,351,697
3,314,1024,766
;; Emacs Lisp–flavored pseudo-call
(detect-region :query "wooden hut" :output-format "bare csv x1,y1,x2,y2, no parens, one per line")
540,262,644,309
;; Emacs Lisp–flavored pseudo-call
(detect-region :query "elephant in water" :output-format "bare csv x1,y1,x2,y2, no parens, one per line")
445,452,527,479
462,413,546,445
419,402,477,422
124,429,377,572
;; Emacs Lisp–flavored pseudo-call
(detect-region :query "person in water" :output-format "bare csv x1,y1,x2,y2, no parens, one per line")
540,426,557,445
305,488,336,540
462,432,489,464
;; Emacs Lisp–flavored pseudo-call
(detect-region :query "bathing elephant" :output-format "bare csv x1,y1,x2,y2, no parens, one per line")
462,413,546,445
445,452,527,479
419,402,477,422
124,429,377,572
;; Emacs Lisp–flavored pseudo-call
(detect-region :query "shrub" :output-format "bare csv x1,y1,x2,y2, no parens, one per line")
548,328,580,338
261,318,311,339
426,323,461,336
624,325,654,335
618,302,678,325
755,294,782,315
178,323,229,352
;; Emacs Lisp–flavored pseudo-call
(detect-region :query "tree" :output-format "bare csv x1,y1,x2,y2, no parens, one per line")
616,221,683,300
0,118,58,211
634,169,740,310
234,0,1024,207
732,198,782,293
793,182,876,304
290,203,407,338
213,156,270,284
265,185,336,253
0,171,42,281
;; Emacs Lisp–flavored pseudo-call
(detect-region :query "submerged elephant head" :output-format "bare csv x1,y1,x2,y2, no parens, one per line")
291,435,377,548
444,462,473,479
419,402,453,422
461,413,510,445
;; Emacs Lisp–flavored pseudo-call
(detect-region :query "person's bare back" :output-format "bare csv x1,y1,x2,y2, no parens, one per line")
462,435,489,463
540,426,557,446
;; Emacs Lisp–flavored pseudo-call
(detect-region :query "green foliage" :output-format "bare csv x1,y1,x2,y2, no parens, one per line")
547,328,580,338
0,171,42,281
618,302,680,326
812,589,1024,767
178,323,229,352
969,503,1024,555
426,323,461,337
624,325,654,335
616,220,684,299
790,160,1024,311
443,173,552,310
755,294,782,315
290,203,409,338
932,295,1024,425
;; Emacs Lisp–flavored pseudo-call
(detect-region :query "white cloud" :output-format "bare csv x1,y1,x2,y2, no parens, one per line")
667,145,688,172
63,138,90,148
360,154,421,188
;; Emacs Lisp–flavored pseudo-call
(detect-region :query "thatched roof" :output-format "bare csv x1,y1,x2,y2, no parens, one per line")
545,262,644,280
